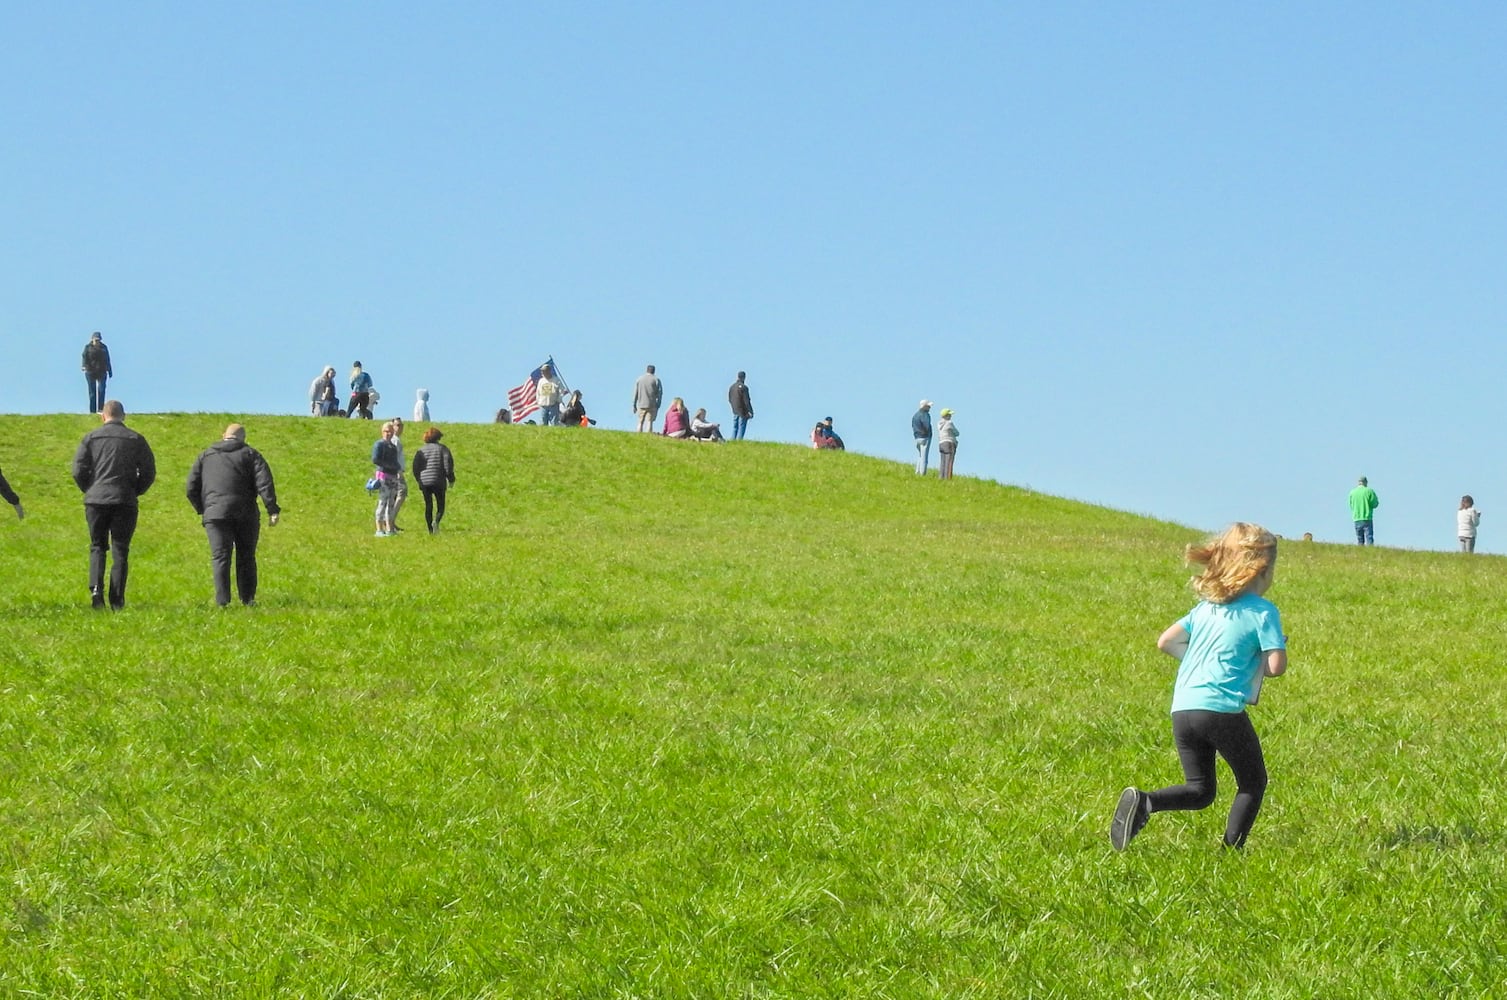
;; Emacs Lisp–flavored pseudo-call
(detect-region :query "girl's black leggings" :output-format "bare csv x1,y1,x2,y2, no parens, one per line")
421,485,447,529
1148,709,1268,848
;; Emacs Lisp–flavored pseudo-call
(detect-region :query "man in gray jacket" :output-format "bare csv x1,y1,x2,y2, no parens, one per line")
186,423,280,607
632,364,663,433
72,400,156,609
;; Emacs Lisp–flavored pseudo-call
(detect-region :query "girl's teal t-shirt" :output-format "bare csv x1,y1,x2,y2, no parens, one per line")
1171,593,1285,714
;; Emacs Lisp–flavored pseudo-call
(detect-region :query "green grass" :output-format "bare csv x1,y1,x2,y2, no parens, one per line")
2,413,1506,996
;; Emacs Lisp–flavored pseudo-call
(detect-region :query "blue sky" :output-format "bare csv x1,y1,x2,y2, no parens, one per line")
4,3,1504,552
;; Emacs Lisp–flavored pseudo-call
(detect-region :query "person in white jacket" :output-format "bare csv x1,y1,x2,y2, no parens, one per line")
1458,495,1482,553
414,388,430,422
937,408,960,480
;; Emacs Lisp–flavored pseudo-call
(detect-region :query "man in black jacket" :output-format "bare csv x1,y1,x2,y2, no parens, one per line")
186,423,280,607
728,371,754,441
81,332,113,414
72,400,156,609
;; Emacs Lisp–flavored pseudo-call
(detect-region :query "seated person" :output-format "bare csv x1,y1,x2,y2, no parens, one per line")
690,407,725,442
494,407,511,424
662,397,691,439
560,390,594,427
813,416,845,450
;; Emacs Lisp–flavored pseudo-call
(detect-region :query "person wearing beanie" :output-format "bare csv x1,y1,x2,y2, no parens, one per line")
81,332,113,414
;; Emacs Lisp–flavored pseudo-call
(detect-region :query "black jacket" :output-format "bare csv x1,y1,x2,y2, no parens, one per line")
82,340,113,378
72,421,156,506
728,379,753,418
411,442,455,488
0,466,17,506
186,439,279,522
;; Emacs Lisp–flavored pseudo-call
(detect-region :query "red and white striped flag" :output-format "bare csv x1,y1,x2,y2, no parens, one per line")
506,358,564,423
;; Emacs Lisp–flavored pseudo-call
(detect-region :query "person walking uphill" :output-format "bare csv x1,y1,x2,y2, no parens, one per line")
728,371,753,440
186,423,280,607
912,400,933,475
0,463,23,520
1110,523,1287,852
1349,476,1380,545
633,364,663,433
82,332,113,414
411,427,456,534
71,400,156,609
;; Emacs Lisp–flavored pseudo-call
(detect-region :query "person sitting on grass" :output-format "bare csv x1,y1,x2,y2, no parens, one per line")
812,416,844,450
662,398,691,439
560,390,595,427
690,407,725,442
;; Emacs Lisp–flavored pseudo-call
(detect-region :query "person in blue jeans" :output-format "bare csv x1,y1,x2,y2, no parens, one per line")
728,371,753,440
1111,522,1288,851
81,332,112,413
912,400,933,475
1348,476,1380,545
537,365,562,426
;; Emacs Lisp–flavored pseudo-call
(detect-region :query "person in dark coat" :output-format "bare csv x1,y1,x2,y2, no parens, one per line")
71,400,156,609
81,332,113,414
0,464,23,520
727,371,753,440
186,423,281,607
411,427,456,534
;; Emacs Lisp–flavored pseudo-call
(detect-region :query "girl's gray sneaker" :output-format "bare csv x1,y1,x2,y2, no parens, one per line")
1110,787,1150,851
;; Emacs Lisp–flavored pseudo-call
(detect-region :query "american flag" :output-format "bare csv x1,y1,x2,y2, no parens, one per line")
506,357,566,423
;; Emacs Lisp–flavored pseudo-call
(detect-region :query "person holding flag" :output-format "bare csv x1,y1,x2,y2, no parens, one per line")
506,358,569,425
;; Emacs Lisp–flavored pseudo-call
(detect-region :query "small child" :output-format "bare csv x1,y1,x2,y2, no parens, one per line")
1458,495,1482,554
1111,522,1288,851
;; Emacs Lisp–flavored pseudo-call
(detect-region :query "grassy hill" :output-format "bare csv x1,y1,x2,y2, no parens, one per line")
2,413,1505,996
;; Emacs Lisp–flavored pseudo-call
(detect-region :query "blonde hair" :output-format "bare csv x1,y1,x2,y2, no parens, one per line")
1186,522,1277,603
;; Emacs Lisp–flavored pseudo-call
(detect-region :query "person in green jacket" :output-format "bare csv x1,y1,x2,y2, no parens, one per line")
1348,476,1380,545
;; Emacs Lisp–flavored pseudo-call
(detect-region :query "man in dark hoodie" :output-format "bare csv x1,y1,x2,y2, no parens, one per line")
72,400,156,609
186,423,280,607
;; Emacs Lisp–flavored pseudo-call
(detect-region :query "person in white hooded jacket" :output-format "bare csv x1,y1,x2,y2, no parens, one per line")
1458,495,1482,553
414,388,430,422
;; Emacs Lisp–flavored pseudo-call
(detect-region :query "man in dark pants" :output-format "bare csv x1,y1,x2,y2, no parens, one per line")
186,423,280,607
81,332,113,414
0,464,24,520
71,400,156,609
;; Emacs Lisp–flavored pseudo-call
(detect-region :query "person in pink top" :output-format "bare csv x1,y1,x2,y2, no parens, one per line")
662,398,690,439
